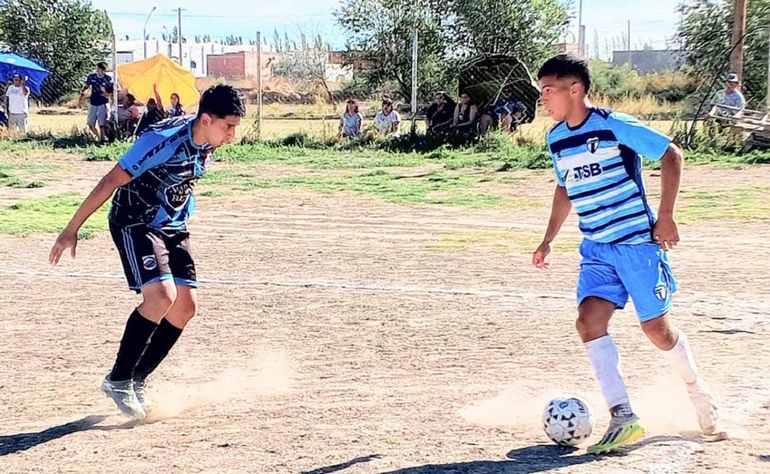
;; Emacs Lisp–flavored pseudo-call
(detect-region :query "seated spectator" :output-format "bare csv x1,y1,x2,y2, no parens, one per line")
373,98,400,135
479,85,526,134
135,98,165,135
710,73,746,118
117,93,141,136
451,91,479,137
0,107,8,128
339,99,363,138
154,84,185,119
426,92,455,134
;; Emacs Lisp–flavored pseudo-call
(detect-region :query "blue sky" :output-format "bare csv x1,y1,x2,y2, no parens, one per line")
93,0,682,58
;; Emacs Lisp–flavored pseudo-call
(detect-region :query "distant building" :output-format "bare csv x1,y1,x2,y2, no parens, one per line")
556,43,581,56
206,51,279,79
612,49,684,75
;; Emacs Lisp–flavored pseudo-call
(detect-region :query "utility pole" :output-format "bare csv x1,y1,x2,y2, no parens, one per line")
730,0,748,78
578,0,584,57
175,7,185,66
627,20,632,67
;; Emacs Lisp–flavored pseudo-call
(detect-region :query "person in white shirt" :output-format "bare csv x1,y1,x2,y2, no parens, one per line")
5,74,30,133
373,98,400,135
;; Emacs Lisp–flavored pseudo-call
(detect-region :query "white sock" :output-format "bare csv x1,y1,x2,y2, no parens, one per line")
663,330,699,384
585,335,631,410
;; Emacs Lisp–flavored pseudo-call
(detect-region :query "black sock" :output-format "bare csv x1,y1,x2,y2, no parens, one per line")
108,309,158,382
132,318,184,381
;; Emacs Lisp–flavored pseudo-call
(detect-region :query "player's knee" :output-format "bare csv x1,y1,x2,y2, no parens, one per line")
641,315,677,349
144,284,177,315
575,314,598,341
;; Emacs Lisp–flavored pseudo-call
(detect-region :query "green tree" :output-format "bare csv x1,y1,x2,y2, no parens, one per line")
336,0,570,101
0,0,111,104
676,0,770,106
449,0,570,68
337,0,451,101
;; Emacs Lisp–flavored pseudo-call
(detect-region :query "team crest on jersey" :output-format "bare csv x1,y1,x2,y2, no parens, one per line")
142,255,157,271
586,137,600,154
654,284,668,301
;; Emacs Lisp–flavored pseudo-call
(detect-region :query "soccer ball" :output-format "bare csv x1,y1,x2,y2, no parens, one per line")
542,395,594,446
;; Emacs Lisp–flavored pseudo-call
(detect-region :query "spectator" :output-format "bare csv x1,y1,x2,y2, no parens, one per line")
135,98,165,135
479,85,526,134
339,99,363,138
711,73,746,118
0,107,8,128
452,91,479,137
5,74,30,133
80,62,114,142
426,92,455,134
373,98,400,135
153,84,186,119
167,93,186,118
117,93,141,137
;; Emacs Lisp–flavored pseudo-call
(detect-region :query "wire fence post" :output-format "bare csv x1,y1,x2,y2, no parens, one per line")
256,30,263,142
410,28,418,135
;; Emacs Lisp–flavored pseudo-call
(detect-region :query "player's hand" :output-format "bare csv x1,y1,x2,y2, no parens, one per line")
532,240,552,269
653,214,679,251
49,229,78,265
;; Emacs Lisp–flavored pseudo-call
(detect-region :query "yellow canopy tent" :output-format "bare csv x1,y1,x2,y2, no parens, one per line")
117,55,200,110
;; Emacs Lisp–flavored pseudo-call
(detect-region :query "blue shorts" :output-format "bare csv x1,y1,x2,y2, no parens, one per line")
577,239,678,322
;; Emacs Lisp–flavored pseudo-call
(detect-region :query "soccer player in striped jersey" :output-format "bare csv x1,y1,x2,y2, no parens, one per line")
532,54,721,454
49,85,245,420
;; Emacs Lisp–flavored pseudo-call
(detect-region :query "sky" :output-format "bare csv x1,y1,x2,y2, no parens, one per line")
92,0,683,58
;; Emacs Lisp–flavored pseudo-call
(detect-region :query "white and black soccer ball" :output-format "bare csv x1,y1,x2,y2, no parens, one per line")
542,395,594,446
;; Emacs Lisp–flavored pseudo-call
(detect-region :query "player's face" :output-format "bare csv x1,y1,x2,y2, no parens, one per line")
203,114,241,147
539,75,576,121
726,81,738,91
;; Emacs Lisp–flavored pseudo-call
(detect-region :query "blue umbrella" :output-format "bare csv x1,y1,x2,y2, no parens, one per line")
0,51,50,96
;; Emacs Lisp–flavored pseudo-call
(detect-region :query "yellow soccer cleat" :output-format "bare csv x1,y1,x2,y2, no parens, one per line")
587,416,646,455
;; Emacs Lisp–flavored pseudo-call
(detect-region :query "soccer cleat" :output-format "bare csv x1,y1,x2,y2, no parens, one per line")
587,415,646,454
101,377,147,420
687,380,719,435
133,378,148,406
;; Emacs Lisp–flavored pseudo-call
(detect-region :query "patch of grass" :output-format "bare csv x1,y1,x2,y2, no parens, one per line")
0,163,59,188
0,193,108,237
428,230,581,254
678,186,770,224
276,170,507,208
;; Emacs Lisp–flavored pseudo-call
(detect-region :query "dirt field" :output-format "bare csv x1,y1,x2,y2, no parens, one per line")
0,153,768,473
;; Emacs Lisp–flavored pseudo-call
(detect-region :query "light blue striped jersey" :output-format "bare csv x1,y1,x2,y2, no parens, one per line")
546,108,671,245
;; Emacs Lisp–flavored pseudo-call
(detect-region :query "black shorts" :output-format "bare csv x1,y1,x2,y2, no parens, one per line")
110,223,197,293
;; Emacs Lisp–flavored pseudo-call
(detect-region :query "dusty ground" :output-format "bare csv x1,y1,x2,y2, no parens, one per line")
0,157,768,473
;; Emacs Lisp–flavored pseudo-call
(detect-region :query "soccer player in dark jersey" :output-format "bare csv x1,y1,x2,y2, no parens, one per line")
49,85,245,420
532,54,721,453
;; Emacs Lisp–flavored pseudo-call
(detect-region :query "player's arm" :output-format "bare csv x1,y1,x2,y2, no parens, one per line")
49,165,132,264
533,185,572,269
654,144,683,251
22,76,30,96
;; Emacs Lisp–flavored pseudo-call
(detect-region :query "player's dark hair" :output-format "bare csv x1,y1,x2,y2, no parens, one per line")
537,54,591,93
97,62,108,71
197,84,245,119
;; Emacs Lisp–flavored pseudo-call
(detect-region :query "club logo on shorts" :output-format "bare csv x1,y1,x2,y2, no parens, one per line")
654,284,668,301
586,137,600,154
142,255,157,271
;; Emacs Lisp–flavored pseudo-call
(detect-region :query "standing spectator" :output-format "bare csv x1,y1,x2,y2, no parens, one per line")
5,74,30,133
80,62,114,142
710,73,746,118
339,99,363,138
452,91,479,137
373,98,400,135
426,92,455,134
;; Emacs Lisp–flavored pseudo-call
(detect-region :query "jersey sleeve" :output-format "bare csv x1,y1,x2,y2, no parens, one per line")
545,130,566,187
118,129,175,178
607,111,671,161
